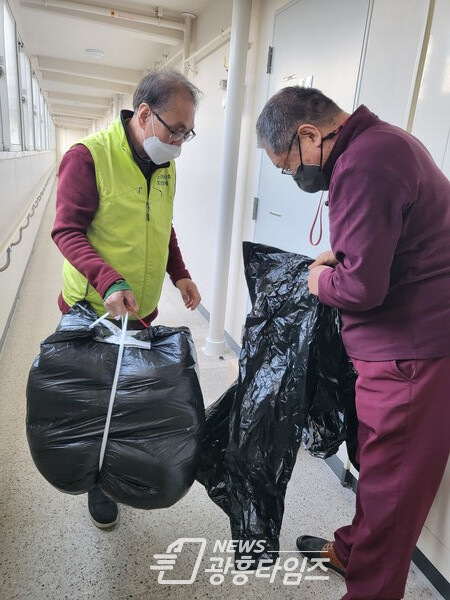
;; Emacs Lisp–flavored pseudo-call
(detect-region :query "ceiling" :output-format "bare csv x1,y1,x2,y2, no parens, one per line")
10,0,212,129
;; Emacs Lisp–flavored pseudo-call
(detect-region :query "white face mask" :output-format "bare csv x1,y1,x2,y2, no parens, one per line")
142,113,181,164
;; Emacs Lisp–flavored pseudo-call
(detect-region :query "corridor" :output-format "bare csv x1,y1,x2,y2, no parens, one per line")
0,189,444,599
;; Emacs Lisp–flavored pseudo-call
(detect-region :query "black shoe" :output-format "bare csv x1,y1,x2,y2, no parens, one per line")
88,485,118,529
296,535,346,578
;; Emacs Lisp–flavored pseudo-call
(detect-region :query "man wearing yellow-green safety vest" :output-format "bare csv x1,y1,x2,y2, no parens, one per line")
52,70,202,529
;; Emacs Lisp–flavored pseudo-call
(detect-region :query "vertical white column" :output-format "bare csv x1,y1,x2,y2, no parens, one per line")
181,12,196,76
203,0,252,356
113,94,122,118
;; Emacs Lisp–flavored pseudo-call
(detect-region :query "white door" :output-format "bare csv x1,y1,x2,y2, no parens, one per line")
254,0,371,257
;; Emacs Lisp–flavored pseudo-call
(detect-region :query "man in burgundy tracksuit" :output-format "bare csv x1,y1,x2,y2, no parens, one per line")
256,87,450,599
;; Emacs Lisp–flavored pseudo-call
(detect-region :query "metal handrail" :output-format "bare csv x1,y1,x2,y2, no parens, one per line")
0,247,12,272
11,227,23,247
0,168,55,273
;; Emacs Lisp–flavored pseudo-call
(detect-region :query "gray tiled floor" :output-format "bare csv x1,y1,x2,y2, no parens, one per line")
0,191,444,599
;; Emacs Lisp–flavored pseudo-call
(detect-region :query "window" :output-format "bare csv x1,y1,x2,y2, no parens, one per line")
3,2,21,148
39,90,45,149
45,104,52,150
0,3,6,150
0,94,3,150
32,73,41,149
48,112,55,150
0,1,54,153
18,39,34,150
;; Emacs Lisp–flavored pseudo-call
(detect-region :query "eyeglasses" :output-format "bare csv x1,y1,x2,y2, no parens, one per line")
153,111,196,143
281,131,298,176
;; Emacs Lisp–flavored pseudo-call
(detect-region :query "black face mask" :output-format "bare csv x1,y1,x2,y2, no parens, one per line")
292,125,344,193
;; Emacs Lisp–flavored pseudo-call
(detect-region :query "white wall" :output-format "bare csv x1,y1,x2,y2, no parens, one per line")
121,92,134,112
192,0,233,52
0,151,56,346
172,0,233,319
56,127,88,163
0,151,54,248
409,0,450,580
175,0,288,344
356,0,430,127
412,0,450,177
419,461,450,583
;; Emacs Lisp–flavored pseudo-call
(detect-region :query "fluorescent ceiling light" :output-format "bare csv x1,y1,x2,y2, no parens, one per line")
85,48,104,59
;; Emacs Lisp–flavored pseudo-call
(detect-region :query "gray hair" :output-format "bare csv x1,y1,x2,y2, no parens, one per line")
133,70,202,112
256,87,342,154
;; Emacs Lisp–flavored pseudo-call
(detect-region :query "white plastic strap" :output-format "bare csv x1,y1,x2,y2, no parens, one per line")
98,312,129,471
88,311,110,330
89,311,151,349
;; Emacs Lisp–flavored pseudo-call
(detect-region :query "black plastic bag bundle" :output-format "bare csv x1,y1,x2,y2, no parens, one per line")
26,302,205,509
197,242,357,556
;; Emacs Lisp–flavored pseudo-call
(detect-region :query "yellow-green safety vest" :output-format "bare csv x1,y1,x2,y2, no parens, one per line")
61,116,176,318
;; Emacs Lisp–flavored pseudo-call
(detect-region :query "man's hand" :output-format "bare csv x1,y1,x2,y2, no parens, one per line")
308,265,332,296
176,278,201,310
103,290,139,318
308,250,338,270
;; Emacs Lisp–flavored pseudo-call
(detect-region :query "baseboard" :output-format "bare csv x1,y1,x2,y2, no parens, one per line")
324,454,449,598
0,258,32,353
412,547,450,599
196,303,241,356
325,454,358,493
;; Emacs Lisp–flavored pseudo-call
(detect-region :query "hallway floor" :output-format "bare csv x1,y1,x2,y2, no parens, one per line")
0,190,444,599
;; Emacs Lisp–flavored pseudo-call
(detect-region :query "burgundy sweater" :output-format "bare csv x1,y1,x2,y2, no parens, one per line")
318,105,450,360
52,111,190,325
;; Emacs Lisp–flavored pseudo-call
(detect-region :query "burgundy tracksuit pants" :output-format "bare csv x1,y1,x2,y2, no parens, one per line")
333,356,450,600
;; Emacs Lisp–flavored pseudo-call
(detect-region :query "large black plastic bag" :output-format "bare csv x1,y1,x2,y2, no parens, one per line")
197,242,357,557
304,303,359,466
26,302,205,509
